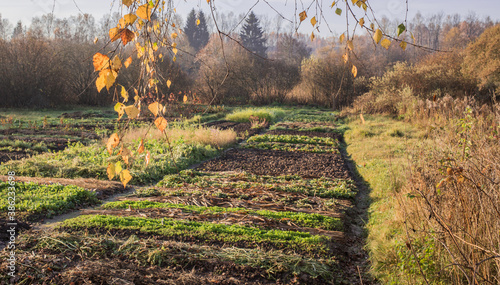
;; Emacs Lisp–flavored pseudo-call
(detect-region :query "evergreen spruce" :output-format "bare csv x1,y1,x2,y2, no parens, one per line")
239,12,267,57
184,9,209,52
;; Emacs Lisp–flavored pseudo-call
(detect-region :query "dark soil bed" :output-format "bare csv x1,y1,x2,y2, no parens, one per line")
204,120,263,138
0,129,99,140
196,148,351,179
0,150,31,164
266,130,343,141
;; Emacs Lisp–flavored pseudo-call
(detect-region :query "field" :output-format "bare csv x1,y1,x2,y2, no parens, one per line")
0,106,375,284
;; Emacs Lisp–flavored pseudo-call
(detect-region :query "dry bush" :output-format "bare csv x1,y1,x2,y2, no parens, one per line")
396,99,500,283
122,126,237,149
287,48,362,109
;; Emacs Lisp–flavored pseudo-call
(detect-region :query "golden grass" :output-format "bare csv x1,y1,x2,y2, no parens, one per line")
122,125,237,148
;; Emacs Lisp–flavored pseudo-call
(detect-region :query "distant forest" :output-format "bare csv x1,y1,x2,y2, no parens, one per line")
0,11,497,108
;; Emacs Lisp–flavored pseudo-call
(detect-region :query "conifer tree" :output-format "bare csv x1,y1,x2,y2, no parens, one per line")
184,9,209,52
239,12,267,57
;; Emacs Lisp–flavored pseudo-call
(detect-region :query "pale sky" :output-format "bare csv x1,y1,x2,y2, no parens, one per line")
1,0,499,36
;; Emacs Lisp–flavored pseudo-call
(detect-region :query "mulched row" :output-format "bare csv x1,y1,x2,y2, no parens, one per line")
266,129,343,140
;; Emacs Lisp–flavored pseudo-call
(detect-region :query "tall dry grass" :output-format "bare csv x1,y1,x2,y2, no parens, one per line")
122,125,237,149
396,97,500,283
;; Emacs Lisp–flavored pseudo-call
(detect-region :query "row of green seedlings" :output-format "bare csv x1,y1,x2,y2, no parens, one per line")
0,182,100,221
244,134,340,154
60,214,330,256
0,141,221,185
283,111,338,123
102,200,343,231
0,139,53,154
156,170,357,199
270,122,349,134
15,232,335,281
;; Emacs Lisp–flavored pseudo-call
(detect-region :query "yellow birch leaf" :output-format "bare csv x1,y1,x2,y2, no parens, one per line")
96,74,106,93
310,32,315,42
148,102,163,117
311,16,317,26
120,170,132,188
119,18,126,29
347,40,354,51
154,117,168,132
136,4,151,21
196,19,200,26
124,14,138,26
122,0,134,7
373,28,382,44
107,163,115,180
352,65,358,78
359,17,365,27
111,56,122,71
109,27,120,41
167,80,172,88
124,56,132,68
124,105,139,119
381,38,391,49
331,1,336,8
183,95,188,103
93,53,110,71
114,102,125,120
107,133,120,155
103,70,116,91
121,86,129,102
171,32,178,39
137,139,145,154
400,41,407,50
299,11,307,22
339,33,345,43
115,161,122,176
343,53,349,63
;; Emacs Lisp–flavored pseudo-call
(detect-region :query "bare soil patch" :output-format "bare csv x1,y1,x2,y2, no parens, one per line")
0,150,30,164
196,148,351,179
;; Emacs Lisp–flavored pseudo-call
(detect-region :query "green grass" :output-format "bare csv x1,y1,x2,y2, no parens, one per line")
157,170,357,199
0,139,51,153
225,107,286,123
283,112,338,123
60,214,330,254
0,182,100,219
247,134,339,146
103,200,343,230
0,141,220,185
344,114,428,283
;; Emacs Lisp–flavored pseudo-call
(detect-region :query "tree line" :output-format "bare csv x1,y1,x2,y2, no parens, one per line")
0,10,497,108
